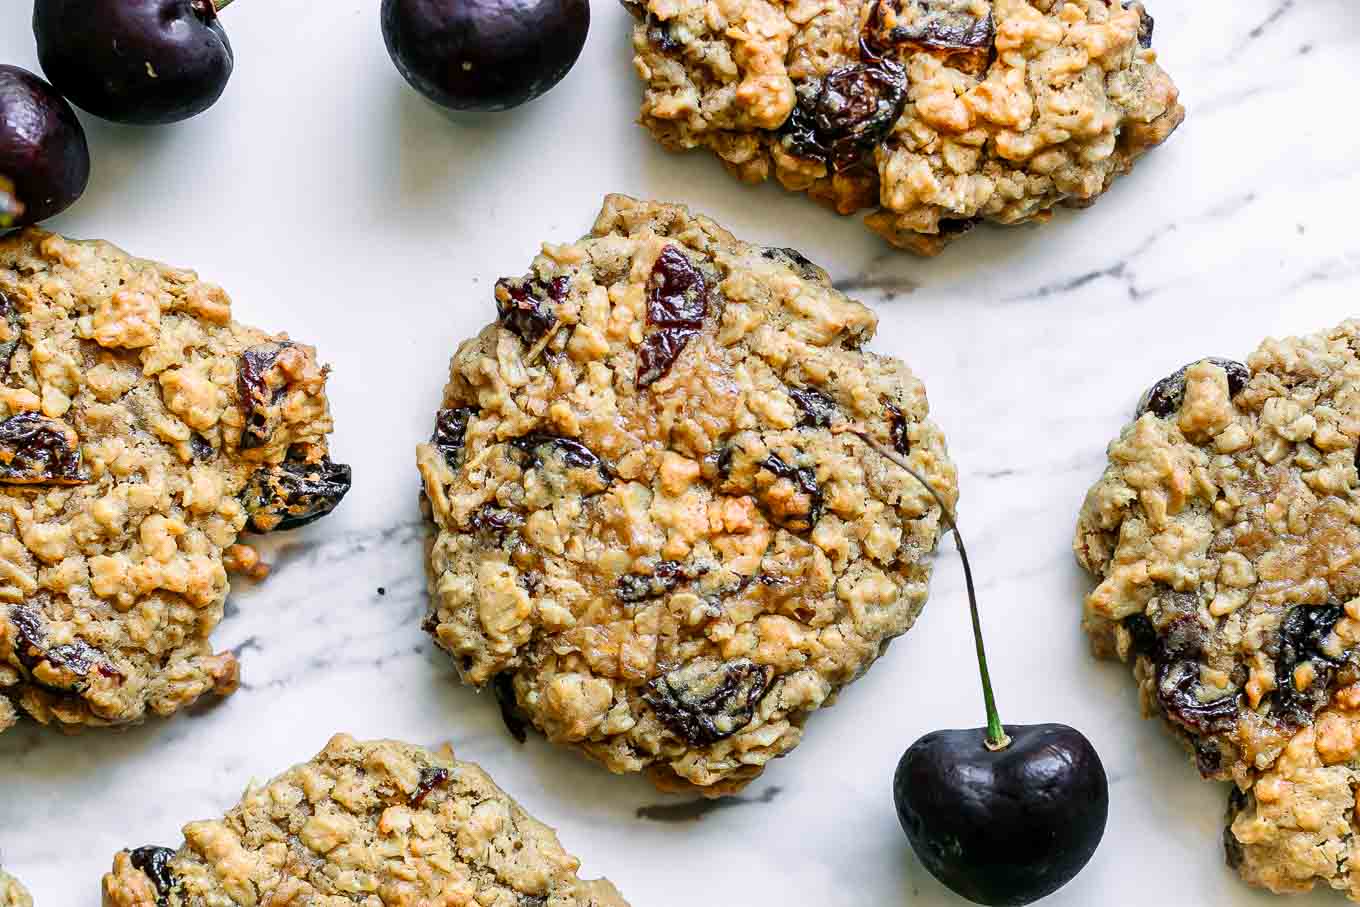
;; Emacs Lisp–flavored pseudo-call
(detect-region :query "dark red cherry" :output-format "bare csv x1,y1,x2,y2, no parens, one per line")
895,724,1108,906
381,0,590,112
34,0,235,125
0,66,90,226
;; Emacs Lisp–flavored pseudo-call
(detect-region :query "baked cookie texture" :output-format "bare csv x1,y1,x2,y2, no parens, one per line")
417,194,956,796
0,871,32,907
102,734,628,907
1074,320,1360,896
1226,694,1360,899
627,0,1184,255
0,229,349,735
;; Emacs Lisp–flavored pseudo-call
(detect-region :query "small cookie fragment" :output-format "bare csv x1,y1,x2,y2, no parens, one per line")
1076,320,1360,788
627,0,1184,254
0,870,32,907
417,194,956,795
101,734,629,907
0,229,350,735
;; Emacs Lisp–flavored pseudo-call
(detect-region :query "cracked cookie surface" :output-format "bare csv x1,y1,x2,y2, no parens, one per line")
1076,320,1360,790
0,229,349,735
0,871,31,907
417,194,956,795
627,0,1184,255
102,734,628,907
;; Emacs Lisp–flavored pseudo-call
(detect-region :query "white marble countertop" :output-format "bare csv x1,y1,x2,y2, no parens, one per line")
1,1,1357,904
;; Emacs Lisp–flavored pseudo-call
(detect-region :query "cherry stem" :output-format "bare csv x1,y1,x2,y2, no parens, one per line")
847,430,1011,752
213,0,233,10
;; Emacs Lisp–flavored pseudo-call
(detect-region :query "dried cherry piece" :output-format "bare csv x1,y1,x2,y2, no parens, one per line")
509,433,608,475
647,246,708,327
495,275,568,345
0,290,22,375
616,560,708,603
493,672,530,743
245,457,352,532
411,765,450,807
1122,613,1158,657
760,452,823,531
781,61,908,172
937,217,981,242
237,342,294,450
128,846,178,907
1152,616,1239,735
468,504,523,534
1136,357,1250,419
9,604,42,658
1273,604,1346,726
0,412,86,485
189,433,215,462
644,657,773,745
636,327,699,389
761,246,825,282
865,0,994,74
433,407,477,469
1124,1,1154,48
885,402,911,455
790,386,839,428
1223,785,1249,868
1195,739,1224,776
618,0,682,53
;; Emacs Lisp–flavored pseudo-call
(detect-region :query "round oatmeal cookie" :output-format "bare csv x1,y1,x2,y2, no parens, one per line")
416,194,956,795
102,734,628,907
1225,689,1360,900
626,0,1184,255
1076,320,1360,788
0,870,32,907
0,229,350,735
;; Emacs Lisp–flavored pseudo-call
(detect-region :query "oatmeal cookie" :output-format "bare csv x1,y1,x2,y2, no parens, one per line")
0,229,349,735
1225,688,1360,900
102,734,628,907
626,0,1184,255
1076,320,1360,788
417,194,956,795
0,871,32,907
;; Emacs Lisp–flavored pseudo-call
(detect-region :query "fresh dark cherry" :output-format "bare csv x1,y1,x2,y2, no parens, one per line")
381,0,590,112
0,66,90,226
895,725,1108,907
34,0,235,125
849,432,1109,906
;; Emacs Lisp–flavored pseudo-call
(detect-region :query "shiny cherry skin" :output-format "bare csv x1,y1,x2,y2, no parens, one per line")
894,723,1109,906
0,66,90,226
381,0,590,111
34,0,234,125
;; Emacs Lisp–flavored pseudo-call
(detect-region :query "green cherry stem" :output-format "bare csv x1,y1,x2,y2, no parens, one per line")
213,0,234,11
846,429,1011,752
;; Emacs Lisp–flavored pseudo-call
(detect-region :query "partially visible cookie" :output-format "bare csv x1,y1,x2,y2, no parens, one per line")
102,734,629,907
0,229,350,735
627,0,1184,255
1076,320,1360,787
1225,690,1360,899
0,870,32,907
417,194,956,795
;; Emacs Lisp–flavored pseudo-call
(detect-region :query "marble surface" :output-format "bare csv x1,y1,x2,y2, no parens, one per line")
1,1,1358,904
